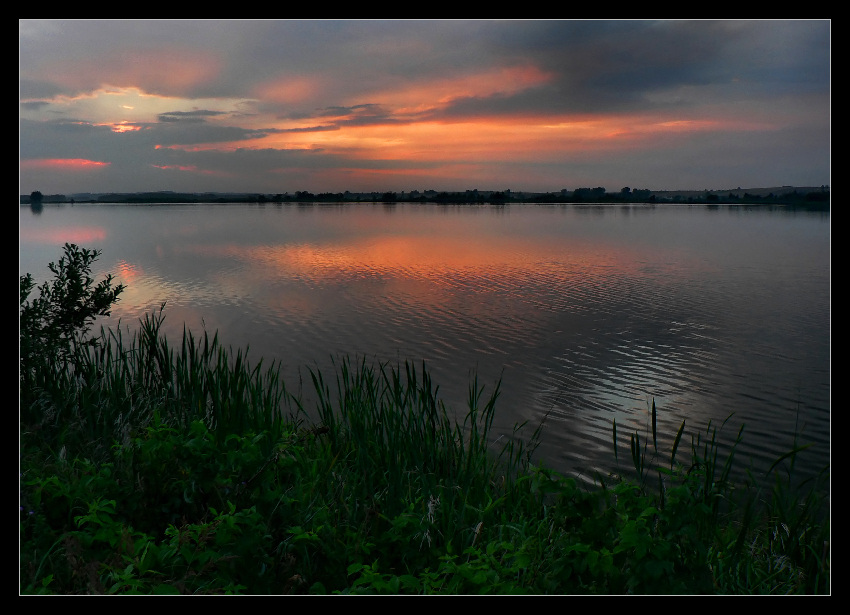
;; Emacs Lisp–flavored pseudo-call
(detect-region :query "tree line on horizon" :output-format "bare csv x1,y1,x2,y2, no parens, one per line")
24,187,830,210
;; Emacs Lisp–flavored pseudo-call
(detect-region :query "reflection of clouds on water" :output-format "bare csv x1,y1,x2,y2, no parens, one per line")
19,225,108,245
20,203,830,487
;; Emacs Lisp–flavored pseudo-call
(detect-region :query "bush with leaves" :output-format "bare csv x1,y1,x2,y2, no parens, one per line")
20,243,125,370
20,243,125,413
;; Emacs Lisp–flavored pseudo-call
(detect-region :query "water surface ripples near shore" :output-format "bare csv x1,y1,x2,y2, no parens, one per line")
20,202,830,487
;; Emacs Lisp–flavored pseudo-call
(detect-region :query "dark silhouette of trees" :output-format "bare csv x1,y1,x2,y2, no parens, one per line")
805,191,829,202
20,185,828,209
572,187,607,201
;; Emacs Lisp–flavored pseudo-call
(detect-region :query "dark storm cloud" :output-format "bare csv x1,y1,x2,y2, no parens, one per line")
148,122,279,146
20,20,829,119
20,78,66,100
429,20,831,118
20,100,51,112
19,118,117,161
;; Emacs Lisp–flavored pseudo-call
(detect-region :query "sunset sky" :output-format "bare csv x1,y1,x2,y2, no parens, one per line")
19,19,830,196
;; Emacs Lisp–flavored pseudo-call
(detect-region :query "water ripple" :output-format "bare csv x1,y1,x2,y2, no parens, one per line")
20,203,829,487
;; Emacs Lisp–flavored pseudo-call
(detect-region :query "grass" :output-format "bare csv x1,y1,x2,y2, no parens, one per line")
19,245,830,594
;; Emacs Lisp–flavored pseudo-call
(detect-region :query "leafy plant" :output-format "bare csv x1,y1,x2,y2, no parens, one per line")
20,243,125,373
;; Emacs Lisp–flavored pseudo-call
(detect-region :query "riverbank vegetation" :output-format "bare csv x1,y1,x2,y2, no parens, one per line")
20,244,830,594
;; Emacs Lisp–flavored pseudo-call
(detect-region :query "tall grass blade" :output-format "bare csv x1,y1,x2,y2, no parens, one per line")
671,419,685,472
766,443,814,477
651,397,657,453
612,418,618,465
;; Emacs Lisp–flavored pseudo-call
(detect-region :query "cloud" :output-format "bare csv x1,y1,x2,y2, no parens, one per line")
19,20,830,194
20,158,110,170
157,110,228,123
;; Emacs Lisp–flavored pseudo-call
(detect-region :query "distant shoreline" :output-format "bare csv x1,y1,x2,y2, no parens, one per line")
21,185,829,210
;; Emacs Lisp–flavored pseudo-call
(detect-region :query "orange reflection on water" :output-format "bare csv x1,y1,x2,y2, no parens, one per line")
248,236,531,281
196,231,674,291
113,260,143,285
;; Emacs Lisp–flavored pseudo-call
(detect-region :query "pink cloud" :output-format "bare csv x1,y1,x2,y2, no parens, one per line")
20,158,110,170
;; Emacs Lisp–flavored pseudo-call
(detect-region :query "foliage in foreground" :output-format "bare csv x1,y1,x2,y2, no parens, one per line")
20,245,830,594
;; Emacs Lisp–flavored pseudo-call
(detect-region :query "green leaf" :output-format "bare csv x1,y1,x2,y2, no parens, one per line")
513,552,532,569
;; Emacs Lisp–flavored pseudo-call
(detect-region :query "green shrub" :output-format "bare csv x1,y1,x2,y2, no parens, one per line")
20,243,124,378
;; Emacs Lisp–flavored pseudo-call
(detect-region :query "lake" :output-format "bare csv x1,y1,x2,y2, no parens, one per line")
19,201,830,488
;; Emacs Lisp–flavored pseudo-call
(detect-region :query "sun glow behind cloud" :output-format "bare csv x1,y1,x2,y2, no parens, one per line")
97,121,143,133
20,85,256,127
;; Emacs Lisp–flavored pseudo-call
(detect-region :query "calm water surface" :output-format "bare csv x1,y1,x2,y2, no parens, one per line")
20,202,830,486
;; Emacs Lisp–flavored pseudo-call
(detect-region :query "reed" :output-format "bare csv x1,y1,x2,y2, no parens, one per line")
21,301,296,464
608,399,829,594
304,356,530,552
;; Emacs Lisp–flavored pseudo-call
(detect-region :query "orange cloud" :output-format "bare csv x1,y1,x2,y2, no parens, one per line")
352,65,554,111
252,76,324,105
150,91,779,177
20,158,110,170
299,112,776,164
243,116,618,164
